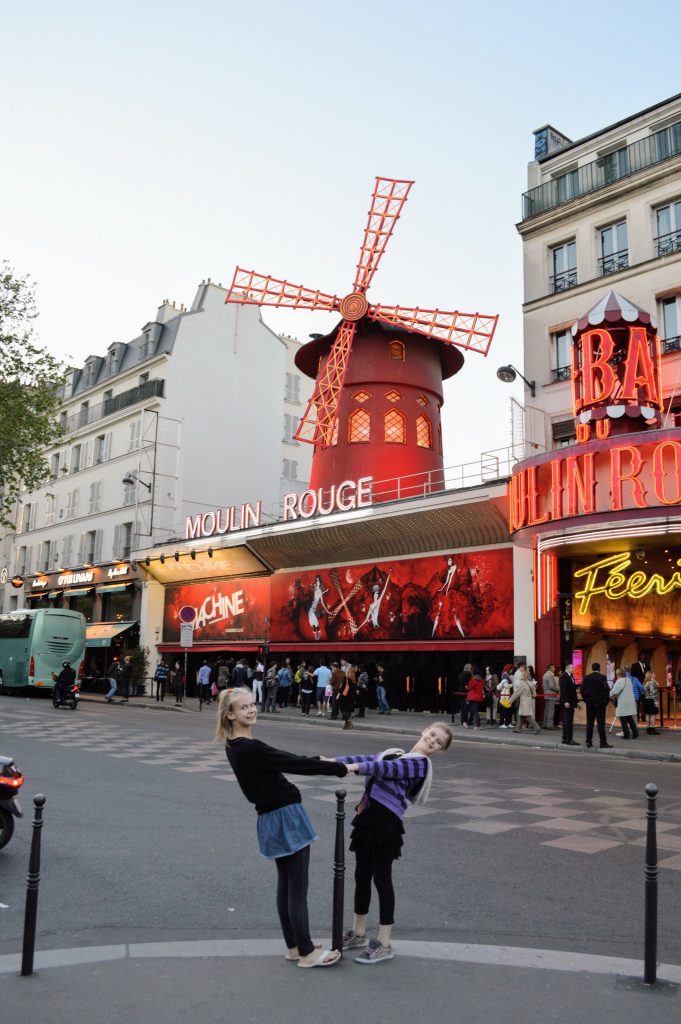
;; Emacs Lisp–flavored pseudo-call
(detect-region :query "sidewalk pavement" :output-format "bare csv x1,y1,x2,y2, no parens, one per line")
3,937,680,1024
81,692,681,763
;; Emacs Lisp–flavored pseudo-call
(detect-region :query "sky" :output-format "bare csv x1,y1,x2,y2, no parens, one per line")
2,0,680,470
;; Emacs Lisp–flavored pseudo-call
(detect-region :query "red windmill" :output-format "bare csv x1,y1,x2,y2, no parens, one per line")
225,177,498,499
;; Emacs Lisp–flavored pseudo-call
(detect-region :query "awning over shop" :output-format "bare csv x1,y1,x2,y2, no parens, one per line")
95,583,133,594
48,591,60,599
85,621,137,648
63,587,95,597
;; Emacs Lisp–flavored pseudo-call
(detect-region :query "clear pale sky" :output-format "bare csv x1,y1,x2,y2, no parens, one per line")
2,0,679,468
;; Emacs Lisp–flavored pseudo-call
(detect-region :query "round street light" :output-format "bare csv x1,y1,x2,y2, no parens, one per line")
496,364,517,384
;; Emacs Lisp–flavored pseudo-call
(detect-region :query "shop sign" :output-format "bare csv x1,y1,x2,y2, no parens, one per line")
572,550,681,636
58,570,95,586
31,577,49,589
572,326,662,417
573,552,681,615
184,476,373,539
509,431,681,533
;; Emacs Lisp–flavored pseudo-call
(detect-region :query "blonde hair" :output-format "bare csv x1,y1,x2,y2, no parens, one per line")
214,687,253,745
430,721,453,751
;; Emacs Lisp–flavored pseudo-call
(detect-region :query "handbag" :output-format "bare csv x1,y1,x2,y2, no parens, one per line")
500,695,512,709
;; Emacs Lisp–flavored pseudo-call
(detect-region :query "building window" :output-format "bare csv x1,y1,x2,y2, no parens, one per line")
107,349,119,375
388,340,405,361
554,167,579,205
139,372,149,386
551,329,572,382
598,147,629,185
283,413,300,444
385,390,402,403
20,503,35,534
416,394,430,407
416,415,433,449
282,458,298,480
79,401,89,427
16,546,28,575
348,408,371,443
353,390,370,403
39,541,52,573
44,495,55,527
88,481,102,515
113,522,133,560
653,122,681,162
95,433,111,464
550,241,577,293
552,420,576,448
655,199,681,257
599,221,628,276
122,479,137,506
128,419,141,452
65,489,78,521
59,410,67,430
62,535,74,567
285,373,301,403
661,296,681,354
50,454,59,480
330,419,338,446
81,529,101,564
384,409,406,444
70,443,82,473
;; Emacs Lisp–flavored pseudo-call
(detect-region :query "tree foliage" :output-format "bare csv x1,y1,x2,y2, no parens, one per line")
0,263,64,530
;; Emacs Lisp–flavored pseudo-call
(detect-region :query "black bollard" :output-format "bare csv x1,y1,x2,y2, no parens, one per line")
332,789,346,956
21,794,46,978
643,782,658,985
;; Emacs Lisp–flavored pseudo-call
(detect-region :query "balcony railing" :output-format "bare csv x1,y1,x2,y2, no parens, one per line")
549,269,578,293
598,249,629,276
662,335,681,354
551,366,571,383
63,379,165,433
522,122,681,220
655,230,681,258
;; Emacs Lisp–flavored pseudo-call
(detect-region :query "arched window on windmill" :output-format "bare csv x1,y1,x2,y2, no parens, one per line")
437,423,443,455
348,408,371,443
384,408,406,444
416,393,430,407
416,414,433,450
353,390,371,403
388,340,405,362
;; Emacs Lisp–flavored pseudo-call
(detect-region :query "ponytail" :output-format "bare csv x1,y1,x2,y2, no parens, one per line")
214,686,253,745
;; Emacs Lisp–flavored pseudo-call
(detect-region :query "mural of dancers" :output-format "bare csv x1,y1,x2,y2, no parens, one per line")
308,575,330,641
352,572,392,635
437,557,457,595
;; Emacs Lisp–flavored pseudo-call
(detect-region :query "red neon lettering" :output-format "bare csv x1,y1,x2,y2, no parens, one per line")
509,473,527,531
550,458,563,521
185,514,203,539
282,493,298,521
576,423,590,443
652,440,681,506
565,453,595,516
595,419,611,439
610,445,647,511
620,327,661,406
527,465,548,526
581,329,616,407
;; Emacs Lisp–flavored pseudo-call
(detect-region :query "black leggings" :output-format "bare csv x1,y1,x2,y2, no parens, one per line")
354,847,395,926
275,845,314,957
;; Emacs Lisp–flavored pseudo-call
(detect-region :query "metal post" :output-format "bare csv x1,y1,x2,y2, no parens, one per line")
21,794,46,977
183,651,188,709
331,789,346,955
644,782,658,985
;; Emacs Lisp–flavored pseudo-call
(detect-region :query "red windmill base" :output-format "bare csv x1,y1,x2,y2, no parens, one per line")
226,177,498,500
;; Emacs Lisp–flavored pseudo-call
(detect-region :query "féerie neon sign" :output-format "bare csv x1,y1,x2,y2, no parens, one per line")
573,552,681,615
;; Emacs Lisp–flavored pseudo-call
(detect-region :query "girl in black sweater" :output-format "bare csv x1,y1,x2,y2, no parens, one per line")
216,686,347,968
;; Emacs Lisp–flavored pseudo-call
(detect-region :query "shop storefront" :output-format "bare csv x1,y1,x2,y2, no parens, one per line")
510,291,681,726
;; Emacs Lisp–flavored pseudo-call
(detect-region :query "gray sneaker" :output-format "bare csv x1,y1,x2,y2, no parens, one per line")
355,939,394,964
342,930,368,950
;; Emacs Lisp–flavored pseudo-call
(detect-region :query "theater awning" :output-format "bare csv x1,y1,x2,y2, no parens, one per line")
85,621,137,648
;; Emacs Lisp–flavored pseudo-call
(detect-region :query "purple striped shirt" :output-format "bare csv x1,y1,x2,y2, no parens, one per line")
336,754,428,819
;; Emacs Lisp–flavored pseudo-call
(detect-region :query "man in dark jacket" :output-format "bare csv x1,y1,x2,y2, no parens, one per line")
580,662,613,749
559,663,579,745
452,663,472,725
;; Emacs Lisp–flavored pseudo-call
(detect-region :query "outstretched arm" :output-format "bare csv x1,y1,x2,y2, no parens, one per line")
244,742,348,778
354,757,429,782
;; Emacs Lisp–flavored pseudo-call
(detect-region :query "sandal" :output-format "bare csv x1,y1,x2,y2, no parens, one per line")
297,948,341,968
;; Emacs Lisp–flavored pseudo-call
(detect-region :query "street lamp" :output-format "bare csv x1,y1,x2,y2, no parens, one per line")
496,364,536,398
122,472,152,492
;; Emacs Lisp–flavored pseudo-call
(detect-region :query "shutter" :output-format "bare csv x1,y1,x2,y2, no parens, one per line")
94,530,103,563
25,547,33,574
72,488,78,516
77,533,85,564
112,525,121,560
86,439,95,468
103,432,112,461
61,450,71,475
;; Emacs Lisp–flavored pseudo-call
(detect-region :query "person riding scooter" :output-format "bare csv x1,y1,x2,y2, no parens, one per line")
52,661,76,706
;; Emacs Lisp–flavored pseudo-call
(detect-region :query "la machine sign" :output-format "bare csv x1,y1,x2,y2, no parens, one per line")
185,477,373,540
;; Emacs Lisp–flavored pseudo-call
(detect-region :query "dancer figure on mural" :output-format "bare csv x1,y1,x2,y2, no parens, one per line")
432,600,443,638
308,575,330,641
353,573,392,636
437,557,457,595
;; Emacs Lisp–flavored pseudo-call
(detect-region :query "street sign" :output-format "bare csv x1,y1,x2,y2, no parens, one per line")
179,605,196,624
180,622,194,648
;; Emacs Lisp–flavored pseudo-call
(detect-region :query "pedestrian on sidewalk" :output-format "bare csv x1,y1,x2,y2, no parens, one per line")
580,662,613,748
484,666,499,725
559,663,579,745
313,661,331,716
541,663,559,729
454,663,472,726
217,687,346,968
356,666,369,718
278,659,293,708
265,664,280,712
119,655,132,703
250,659,264,708
197,660,212,705
340,663,357,729
154,659,170,702
170,660,184,707
496,666,514,729
329,662,344,720
105,657,120,704
643,670,661,735
610,667,639,739
375,664,391,715
466,671,485,729
330,722,452,965
509,666,541,735
299,664,315,717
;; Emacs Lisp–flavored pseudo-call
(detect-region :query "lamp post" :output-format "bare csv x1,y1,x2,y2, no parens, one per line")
496,364,536,398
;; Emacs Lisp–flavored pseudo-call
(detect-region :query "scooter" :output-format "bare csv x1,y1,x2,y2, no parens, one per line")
0,756,24,850
52,680,80,710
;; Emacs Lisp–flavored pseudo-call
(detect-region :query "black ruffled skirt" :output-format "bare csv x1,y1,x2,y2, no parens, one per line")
350,798,404,861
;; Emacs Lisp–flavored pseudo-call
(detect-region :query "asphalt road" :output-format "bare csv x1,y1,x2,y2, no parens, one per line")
1,694,680,967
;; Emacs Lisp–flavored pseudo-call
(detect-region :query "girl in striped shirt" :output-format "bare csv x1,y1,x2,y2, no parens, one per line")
332,722,452,964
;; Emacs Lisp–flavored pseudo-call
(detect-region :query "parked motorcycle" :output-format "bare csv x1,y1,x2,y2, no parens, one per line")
0,756,24,849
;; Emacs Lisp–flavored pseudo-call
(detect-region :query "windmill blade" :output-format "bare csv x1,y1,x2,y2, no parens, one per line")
368,303,499,355
295,321,357,446
225,267,340,313
353,178,414,293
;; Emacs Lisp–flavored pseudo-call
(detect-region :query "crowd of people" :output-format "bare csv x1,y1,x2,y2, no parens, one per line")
449,658,664,744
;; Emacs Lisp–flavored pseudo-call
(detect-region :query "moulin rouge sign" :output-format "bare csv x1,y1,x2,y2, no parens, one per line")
185,477,373,540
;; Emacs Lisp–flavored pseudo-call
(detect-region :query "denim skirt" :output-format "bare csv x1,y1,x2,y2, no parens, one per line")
257,802,317,859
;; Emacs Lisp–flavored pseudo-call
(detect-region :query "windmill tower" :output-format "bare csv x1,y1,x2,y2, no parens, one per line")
226,177,499,500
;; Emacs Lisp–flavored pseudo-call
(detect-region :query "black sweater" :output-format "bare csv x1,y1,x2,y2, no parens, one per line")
226,738,347,815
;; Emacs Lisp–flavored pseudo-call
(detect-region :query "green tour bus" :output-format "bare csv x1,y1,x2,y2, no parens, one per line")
0,608,86,692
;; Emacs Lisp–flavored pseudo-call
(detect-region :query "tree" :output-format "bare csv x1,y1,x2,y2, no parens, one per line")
0,263,64,530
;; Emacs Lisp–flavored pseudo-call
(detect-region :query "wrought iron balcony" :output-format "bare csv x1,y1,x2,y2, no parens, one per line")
598,249,629,276
662,335,681,354
655,230,681,258
551,366,572,383
64,378,165,434
522,122,681,220
549,269,578,293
